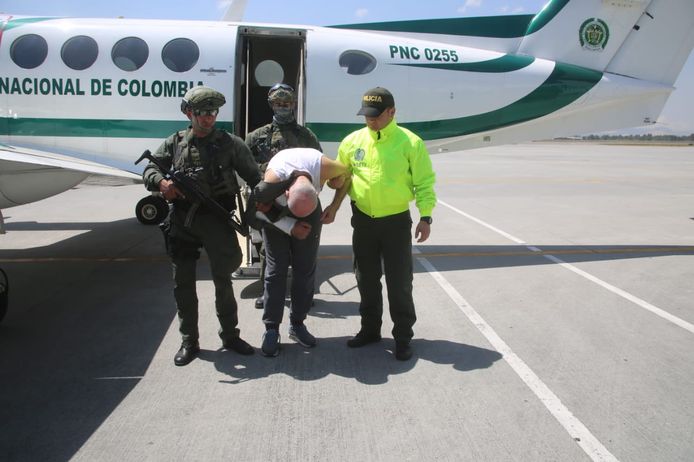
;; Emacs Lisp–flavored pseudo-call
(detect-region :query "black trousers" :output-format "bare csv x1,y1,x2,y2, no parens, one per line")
351,203,416,342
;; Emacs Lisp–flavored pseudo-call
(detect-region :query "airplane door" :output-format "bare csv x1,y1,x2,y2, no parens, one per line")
234,27,306,139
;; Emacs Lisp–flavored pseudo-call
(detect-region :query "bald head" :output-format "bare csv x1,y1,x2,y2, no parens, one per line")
287,176,318,218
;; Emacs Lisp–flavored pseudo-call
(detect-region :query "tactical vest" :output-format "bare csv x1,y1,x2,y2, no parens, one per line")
250,123,309,165
172,129,239,210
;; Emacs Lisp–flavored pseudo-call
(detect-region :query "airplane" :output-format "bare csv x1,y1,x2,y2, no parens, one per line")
0,0,693,322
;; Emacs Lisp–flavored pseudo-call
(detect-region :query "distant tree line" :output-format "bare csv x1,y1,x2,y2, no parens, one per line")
582,133,694,141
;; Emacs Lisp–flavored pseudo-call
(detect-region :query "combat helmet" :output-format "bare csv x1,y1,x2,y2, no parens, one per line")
180,86,226,114
267,83,295,106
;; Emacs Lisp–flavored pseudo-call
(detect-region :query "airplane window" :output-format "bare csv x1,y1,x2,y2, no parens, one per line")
339,50,377,75
254,60,284,86
62,36,99,70
112,37,149,71
162,38,199,72
10,34,48,69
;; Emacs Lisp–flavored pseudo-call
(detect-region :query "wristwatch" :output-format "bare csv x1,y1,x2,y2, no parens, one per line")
420,216,432,225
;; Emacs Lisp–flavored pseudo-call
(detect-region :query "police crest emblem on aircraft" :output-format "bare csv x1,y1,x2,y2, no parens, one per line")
579,18,609,51
354,148,365,161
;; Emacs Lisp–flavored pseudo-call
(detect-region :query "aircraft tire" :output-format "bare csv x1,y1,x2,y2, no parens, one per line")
135,196,168,225
0,268,8,323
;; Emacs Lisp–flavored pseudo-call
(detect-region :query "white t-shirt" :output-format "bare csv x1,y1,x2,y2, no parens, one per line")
259,147,323,234
267,147,323,191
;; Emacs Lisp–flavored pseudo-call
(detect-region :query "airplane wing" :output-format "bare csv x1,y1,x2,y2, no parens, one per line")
0,142,141,209
0,144,144,322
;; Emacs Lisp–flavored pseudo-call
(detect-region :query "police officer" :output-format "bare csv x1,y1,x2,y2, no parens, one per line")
245,83,322,308
143,86,262,366
333,87,437,361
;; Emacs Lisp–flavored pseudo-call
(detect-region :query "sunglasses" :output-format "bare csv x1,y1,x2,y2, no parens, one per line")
193,109,219,116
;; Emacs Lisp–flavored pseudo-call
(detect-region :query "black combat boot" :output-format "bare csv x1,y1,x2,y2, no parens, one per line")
174,343,200,366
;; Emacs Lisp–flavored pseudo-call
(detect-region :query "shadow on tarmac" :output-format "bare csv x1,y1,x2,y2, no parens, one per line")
0,217,171,461
207,338,502,386
0,262,173,462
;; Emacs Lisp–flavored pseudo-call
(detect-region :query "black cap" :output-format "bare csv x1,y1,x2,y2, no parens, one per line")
357,87,395,117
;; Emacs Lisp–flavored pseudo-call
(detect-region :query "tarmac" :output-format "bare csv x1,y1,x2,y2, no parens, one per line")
1,142,693,462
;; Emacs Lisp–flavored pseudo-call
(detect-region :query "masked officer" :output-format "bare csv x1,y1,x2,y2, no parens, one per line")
332,87,437,361
245,83,322,308
143,85,262,366
246,83,322,169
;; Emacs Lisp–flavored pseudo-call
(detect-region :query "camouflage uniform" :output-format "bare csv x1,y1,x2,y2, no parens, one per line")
245,84,322,169
246,121,322,169
143,86,261,350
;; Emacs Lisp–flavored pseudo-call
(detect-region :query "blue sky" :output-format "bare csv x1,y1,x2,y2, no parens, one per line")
0,0,549,23
1,0,692,134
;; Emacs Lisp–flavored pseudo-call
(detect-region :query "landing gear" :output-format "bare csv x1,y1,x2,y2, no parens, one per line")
135,195,168,225
0,268,8,323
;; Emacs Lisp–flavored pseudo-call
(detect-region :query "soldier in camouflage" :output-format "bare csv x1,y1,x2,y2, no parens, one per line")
246,83,322,170
245,83,322,308
143,85,262,366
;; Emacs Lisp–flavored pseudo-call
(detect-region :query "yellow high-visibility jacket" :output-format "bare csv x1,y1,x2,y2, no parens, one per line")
338,119,436,218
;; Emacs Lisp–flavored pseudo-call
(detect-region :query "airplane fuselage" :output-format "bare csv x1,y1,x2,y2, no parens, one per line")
0,14,674,169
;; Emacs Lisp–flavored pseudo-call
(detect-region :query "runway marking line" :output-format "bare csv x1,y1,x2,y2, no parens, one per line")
415,248,619,462
438,200,694,335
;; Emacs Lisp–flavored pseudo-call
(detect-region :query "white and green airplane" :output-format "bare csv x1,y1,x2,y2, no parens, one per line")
0,0,692,317
1,0,692,216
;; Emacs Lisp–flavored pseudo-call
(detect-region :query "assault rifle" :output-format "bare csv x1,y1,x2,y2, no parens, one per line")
135,150,248,236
